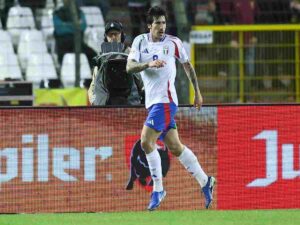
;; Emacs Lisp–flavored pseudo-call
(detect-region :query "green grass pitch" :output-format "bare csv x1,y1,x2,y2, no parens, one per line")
0,210,299,225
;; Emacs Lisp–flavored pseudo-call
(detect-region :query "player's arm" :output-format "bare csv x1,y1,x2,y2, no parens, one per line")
126,59,166,74
182,61,203,110
126,59,149,74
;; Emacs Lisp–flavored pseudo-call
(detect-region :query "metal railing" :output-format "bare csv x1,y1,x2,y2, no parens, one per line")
190,24,300,103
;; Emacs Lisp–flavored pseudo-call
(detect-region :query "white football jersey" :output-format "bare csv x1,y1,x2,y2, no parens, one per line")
128,33,189,108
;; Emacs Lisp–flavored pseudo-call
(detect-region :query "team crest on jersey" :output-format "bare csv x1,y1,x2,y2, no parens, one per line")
163,46,169,55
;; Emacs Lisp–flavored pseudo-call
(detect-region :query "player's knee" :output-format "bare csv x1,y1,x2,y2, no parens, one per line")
140,139,155,153
167,143,184,157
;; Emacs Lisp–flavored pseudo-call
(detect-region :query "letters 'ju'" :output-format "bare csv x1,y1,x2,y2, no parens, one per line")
247,130,300,187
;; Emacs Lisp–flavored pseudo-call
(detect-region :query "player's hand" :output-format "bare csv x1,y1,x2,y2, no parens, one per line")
194,92,203,110
148,60,166,68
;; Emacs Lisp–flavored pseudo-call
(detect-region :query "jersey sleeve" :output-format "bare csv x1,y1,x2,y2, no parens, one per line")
128,35,142,62
172,37,189,64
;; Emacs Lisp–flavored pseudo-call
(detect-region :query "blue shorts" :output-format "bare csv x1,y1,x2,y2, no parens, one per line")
144,102,178,140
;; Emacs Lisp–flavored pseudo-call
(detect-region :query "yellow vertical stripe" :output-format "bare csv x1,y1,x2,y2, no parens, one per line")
239,32,244,103
295,31,300,102
190,43,195,104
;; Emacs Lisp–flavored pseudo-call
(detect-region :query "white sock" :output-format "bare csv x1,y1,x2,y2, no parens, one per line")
145,149,163,192
178,146,208,187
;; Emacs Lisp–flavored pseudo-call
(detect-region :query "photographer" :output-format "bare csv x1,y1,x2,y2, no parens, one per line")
88,21,144,105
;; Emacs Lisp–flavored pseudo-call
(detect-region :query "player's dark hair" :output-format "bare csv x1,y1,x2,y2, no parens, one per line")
146,6,167,25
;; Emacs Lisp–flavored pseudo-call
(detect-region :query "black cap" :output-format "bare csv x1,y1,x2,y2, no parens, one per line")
105,22,122,34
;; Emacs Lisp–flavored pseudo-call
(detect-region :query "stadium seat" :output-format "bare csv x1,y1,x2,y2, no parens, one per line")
40,9,55,52
25,53,57,87
84,26,105,53
6,6,36,47
45,0,55,9
105,7,132,41
80,6,105,28
17,29,48,72
0,30,15,54
80,6,105,53
0,53,22,80
60,53,91,87
19,29,44,43
56,0,63,8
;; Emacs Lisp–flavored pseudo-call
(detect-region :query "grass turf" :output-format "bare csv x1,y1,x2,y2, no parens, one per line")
0,210,299,225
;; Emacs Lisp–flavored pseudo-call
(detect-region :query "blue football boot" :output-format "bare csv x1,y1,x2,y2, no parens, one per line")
147,190,166,211
202,176,216,209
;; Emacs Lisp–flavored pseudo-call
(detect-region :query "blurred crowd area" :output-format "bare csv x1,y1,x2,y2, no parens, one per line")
0,0,299,103
189,0,300,103
189,0,300,26
1,1,299,35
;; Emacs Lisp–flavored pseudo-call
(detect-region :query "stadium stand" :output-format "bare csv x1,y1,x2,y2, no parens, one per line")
45,0,55,9
6,5,36,47
80,6,105,52
60,53,91,87
0,53,23,80
105,1,132,41
0,0,15,30
25,53,57,87
17,29,48,72
18,0,47,12
127,0,150,39
80,6,105,28
190,0,298,103
187,0,294,26
40,8,55,52
83,26,104,53
0,30,15,54
0,0,298,101
53,1,97,67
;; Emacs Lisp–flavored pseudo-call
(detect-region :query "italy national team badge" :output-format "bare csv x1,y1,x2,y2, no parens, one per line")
163,46,169,55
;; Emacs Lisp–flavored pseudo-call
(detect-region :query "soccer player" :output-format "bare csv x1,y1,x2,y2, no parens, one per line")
126,6,216,211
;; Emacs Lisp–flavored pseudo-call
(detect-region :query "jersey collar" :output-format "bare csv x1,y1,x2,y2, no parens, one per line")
148,33,166,42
